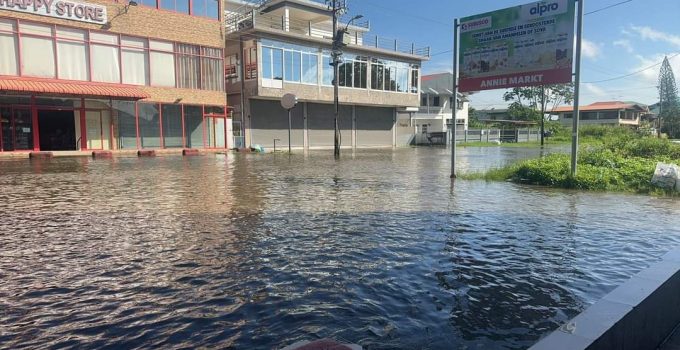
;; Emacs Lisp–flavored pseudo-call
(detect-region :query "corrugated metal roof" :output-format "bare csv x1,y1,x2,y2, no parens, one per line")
0,77,150,100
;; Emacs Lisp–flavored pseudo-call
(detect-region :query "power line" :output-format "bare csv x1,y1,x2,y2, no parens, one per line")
583,52,680,84
584,0,633,15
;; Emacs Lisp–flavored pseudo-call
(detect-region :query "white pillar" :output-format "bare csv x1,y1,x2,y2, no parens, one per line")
351,105,357,148
303,102,308,150
283,8,290,32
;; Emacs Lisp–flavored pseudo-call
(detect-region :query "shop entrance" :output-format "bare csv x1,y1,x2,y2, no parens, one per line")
38,110,76,151
0,107,33,151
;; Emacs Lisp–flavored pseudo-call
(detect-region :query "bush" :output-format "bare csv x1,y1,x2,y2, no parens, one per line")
470,133,680,194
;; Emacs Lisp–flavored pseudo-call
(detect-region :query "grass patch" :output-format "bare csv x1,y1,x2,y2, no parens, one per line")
463,127,680,195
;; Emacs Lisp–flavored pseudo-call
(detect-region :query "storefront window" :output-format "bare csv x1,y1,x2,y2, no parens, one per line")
177,44,201,90
0,19,19,76
122,37,150,85
57,27,89,81
21,23,55,78
150,41,176,87
184,105,204,149
138,103,161,148
113,101,137,149
161,104,183,148
2,19,222,91
91,32,121,83
201,47,224,91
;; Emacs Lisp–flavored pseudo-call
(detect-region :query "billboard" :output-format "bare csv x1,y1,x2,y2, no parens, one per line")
458,0,575,92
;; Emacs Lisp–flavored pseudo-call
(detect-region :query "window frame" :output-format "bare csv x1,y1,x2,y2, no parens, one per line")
0,17,223,91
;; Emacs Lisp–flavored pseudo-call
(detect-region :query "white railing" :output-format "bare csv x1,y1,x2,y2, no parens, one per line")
226,11,430,57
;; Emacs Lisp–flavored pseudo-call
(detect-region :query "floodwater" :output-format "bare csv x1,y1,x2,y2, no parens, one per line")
1,147,679,350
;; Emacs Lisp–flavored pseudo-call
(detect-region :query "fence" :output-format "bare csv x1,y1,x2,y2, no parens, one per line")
414,129,541,145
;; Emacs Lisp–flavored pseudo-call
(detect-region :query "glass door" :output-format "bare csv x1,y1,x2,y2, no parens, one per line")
205,117,226,148
0,107,11,151
86,110,103,150
13,108,33,150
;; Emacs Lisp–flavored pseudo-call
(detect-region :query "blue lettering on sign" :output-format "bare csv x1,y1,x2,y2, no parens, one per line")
530,2,560,16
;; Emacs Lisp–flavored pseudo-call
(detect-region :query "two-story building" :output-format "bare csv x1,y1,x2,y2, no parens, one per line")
553,101,651,128
0,0,228,154
412,72,468,145
225,0,429,149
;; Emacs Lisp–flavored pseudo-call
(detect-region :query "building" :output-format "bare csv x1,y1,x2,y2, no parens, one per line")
0,0,229,154
553,101,651,128
225,0,429,149
413,72,469,144
476,108,511,122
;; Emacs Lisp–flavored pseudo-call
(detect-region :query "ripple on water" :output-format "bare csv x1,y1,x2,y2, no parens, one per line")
0,149,679,349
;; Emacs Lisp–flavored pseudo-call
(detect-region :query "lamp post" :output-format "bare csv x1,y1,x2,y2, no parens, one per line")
330,0,362,159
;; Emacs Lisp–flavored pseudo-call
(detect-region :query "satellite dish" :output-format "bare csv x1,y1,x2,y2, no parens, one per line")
281,93,298,110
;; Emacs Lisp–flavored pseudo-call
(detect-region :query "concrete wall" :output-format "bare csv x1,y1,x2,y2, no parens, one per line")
258,83,419,108
530,247,680,350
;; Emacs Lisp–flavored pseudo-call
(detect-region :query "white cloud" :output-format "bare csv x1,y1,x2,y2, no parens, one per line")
581,39,602,60
583,83,607,97
632,53,680,85
630,25,680,49
613,39,634,54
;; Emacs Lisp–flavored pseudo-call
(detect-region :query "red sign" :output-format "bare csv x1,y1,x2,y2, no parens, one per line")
459,68,572,92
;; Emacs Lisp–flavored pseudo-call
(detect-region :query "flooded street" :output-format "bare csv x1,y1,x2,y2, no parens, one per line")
1,147,679,349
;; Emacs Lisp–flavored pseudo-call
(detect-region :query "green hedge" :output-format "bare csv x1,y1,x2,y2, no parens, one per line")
467,133,680,194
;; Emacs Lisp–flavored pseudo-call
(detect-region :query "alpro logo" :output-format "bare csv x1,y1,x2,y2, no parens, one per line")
521,0,568,19
460,16,492,33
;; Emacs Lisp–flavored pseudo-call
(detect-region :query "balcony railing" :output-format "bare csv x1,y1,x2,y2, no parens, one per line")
226,10,430,58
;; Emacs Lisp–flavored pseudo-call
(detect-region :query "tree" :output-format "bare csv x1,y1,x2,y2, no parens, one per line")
658,56,680,138
467,106,486,129
503,84,574,145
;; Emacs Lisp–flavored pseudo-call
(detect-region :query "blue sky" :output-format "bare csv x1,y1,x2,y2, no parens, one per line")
348,0,680,109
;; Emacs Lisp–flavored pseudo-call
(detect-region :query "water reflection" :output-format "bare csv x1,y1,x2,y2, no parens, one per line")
0,148,678,349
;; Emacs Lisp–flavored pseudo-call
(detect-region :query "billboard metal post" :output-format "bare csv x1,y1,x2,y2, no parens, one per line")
571,0,584,176
451,18,459,179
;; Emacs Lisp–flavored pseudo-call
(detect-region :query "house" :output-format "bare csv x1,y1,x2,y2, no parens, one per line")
0,0,229,153
412,73,469,144
553,101,651,127
225,0,430,149
476,108,511,122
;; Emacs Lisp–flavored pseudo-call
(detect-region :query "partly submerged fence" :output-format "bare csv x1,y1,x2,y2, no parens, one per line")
414,129,541,145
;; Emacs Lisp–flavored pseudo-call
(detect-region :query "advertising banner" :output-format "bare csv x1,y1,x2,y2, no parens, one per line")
458,0,575,92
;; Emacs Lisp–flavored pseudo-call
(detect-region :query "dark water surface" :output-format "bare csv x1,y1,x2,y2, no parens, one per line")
1,147,679,350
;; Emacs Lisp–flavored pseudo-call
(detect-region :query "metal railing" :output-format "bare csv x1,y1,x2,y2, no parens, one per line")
226,10,430,58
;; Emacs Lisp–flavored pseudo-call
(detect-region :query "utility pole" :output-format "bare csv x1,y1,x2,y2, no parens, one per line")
331,0,342,159
540,85,546,147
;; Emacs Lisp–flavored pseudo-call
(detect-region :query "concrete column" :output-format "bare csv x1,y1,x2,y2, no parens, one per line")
351,105,357,148
283,8,290,32
392,108,397,148
303,102,309,149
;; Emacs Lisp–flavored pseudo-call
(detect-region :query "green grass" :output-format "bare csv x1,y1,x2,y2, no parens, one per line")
462,127,680,195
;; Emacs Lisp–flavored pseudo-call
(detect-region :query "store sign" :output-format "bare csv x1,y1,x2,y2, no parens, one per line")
0,0,108,24
458,0,575,92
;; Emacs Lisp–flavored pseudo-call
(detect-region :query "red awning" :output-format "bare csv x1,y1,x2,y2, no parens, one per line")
0,77,150,100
